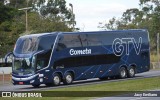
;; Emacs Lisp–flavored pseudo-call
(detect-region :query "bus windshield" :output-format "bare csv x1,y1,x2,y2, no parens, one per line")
14,36,39,54
13,58,34,75
13,34,57,75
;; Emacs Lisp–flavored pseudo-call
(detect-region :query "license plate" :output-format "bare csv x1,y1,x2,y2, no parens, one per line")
19,82,24,85
19,73,23,76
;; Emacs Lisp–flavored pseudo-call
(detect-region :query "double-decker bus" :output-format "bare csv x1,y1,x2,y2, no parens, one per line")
6,30,150,87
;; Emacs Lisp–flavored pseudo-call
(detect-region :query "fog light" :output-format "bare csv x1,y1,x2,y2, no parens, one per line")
39,74,44,77
30,80,35,83
40,78,43,82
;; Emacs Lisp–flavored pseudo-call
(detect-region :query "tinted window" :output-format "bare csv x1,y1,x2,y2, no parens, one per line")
87,34,102,46
54,54,120,68
57,34,82,51
38,35,56,50
80,34,88,47
14,37,39,54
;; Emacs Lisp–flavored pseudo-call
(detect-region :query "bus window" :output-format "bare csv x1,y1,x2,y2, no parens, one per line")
35,50,51,70
15,37,39,54
57,34,82,51
36,59,47,70
87,34,102,46
38,36,54,51
80,34,88,47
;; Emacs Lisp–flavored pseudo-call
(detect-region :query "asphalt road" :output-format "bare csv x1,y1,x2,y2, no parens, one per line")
0,70,160,91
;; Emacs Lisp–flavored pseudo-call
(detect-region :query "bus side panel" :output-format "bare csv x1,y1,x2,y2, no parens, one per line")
49,30,150,81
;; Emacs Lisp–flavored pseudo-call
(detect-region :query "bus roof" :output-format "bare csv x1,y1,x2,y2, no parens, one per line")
20,32,58,38
20,29,147,38
62,29,147,34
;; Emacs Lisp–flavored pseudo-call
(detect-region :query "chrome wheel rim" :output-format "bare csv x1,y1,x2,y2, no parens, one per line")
121,69,126,78
129,68,135,76
54,76,60,85
66,75,72,83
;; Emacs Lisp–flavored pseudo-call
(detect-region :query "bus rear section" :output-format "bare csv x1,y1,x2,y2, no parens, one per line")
52,30,150,82
10,30,150,87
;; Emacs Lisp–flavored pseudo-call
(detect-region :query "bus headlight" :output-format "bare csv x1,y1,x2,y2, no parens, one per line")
40,78,43,82
39,74,44,77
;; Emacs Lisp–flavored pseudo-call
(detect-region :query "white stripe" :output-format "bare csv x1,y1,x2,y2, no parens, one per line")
12,74,38,81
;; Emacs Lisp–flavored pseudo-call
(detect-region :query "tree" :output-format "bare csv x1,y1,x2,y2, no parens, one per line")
0,2,17,24
0,0,77,57
34,0,74,29
0,2,19,57
6,0,32,8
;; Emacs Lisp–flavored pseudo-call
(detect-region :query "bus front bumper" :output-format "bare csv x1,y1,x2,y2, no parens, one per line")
12,74,40,85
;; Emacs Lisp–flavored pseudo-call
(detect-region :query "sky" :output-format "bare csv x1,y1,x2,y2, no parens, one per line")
65,0,140,31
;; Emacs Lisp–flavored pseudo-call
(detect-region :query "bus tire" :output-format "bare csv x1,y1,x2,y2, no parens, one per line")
53,73,61,86
127,67,135,78
63,72,73,85
119,67,127,79
32,84,40,88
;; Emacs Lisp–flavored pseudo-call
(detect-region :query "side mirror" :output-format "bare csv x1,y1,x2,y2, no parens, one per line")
4,52,14,64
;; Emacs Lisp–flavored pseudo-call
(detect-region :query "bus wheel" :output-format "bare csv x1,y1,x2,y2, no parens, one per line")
119,67,127,79
32,84,40,88
128,67,135,78
53,73,61,86
63,72,73,85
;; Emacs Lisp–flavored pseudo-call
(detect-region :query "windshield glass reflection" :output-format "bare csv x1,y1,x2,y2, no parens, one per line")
13,58,35,75
14,37,39,54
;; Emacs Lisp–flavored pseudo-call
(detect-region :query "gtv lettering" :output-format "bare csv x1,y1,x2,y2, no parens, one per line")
112,37,142,56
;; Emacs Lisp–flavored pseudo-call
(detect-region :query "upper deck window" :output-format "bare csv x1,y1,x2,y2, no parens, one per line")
14,34,56,54
38,35,55,50
87,34,102,46
14,36,39,54
57,34,82,51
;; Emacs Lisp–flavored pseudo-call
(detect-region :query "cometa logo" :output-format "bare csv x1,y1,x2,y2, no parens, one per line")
70,48,92,55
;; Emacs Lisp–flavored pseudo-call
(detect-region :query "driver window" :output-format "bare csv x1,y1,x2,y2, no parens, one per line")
36,59,46,70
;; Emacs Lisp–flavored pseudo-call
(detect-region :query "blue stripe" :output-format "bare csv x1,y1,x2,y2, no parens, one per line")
101,45,112,54
93,65,101,78
101,64,116,77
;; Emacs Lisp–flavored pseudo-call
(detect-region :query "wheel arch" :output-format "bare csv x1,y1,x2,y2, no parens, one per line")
52,71,63,81
64,70,75,80
119,64,128,70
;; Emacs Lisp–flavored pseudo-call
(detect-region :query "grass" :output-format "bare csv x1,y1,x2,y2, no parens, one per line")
51,77,160,91
1,76,160,100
